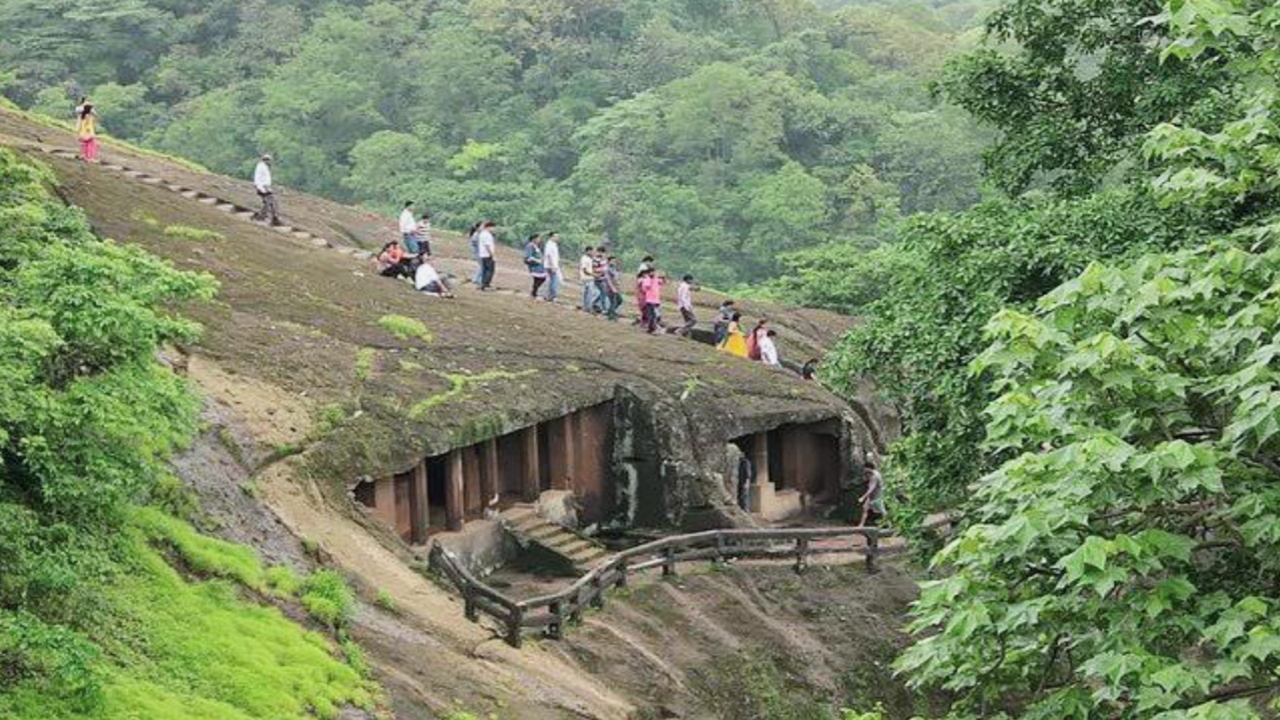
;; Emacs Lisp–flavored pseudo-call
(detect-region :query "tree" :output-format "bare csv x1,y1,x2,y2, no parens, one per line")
939,0,1232,195
899,4,1280,717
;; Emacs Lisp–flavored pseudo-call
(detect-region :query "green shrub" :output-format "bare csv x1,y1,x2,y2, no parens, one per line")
300,570,355,628
377,314,432,343
373,589,397,613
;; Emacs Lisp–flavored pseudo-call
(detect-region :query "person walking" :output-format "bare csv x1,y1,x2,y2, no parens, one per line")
467,222,484,285
399,202,421,254
524,234,548,298
638,269,666,334
858,461,886,526
543,232,562,302
759,329,780,366
718,312,748,357
578,246,597,312
252,154,281,225
746,319,769,361
676,275,697,336
605,255,624,321
713,300,736,346
591,247,610,314
477,221,497,290
75,104,98,163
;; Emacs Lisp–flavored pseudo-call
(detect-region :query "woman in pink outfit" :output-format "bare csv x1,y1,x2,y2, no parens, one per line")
75,104,98,162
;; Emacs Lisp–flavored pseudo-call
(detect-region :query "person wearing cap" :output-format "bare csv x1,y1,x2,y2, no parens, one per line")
252,154,281,226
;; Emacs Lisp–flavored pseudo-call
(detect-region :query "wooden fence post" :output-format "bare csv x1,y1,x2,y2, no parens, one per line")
570,588,584,623
464,587,478,622
590,575,605,609
507,607,523,648
794,537,809,574
617,562,629,589
865,531,879,573
714,533,726,564
662,546,677,577
548,600,564,639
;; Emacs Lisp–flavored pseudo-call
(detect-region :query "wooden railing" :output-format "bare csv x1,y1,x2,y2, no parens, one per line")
428,525,893,648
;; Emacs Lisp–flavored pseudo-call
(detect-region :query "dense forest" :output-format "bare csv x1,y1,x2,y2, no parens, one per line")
7,0,1280,718
0,0,992,285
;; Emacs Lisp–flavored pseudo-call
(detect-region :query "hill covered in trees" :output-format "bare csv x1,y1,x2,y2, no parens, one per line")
1,0,992,286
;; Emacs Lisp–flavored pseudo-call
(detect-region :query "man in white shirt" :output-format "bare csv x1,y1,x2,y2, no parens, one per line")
676,274,697,336
399,201,420,254
252,154,280,226
578,246,597,311
477,221,497,290
759,329,780,366
414,257,453,297
543,232,562,302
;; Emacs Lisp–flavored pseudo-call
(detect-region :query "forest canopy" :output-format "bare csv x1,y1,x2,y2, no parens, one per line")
0,0,994,286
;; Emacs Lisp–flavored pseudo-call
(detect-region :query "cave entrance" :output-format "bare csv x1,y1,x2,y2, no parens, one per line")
356,401,617,541
731,418,845,521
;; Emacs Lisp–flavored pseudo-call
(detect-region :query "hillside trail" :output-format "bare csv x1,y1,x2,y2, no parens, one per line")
2,129,854,364
1,126,914,718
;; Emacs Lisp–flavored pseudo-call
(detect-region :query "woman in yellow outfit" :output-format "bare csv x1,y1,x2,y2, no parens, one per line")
718,311,749,358
75,104,98,162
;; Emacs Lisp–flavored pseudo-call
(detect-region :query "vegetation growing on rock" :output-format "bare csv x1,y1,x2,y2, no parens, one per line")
0,148,374,719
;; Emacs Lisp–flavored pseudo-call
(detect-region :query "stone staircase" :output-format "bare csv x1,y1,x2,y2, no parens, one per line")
500,504,609,571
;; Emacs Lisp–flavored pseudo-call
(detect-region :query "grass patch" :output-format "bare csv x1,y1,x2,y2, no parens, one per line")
131,210,160,228
163,225,224,242
373,589,398,613
408,369,537,419
0,529,375,720
377,314,432,343
354,348,377,381
132,507,266,591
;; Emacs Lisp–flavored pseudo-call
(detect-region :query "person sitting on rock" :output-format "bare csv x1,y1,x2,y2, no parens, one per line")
414,256,454,298
376,241,413,278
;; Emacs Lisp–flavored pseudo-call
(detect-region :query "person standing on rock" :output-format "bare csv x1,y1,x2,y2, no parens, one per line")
713,300,736,346
605,255,624,320
746,319,769,361
399,201,421,254
252,154,281,226
75,104,98,163
417,211,432,256
524,233,547,298
578,245,597,311
477,220,497,291
676,274,697,336
467,222,483,285
543,232,562,302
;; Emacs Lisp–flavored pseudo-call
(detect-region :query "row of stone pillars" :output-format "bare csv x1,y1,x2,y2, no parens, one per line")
378,411,598,542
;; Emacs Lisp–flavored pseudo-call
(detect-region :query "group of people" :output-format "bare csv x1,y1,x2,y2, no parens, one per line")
384,210,816,372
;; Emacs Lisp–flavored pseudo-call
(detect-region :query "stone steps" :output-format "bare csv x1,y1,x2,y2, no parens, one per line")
499,504,608,571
